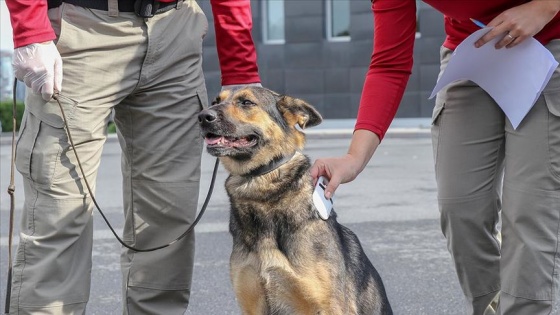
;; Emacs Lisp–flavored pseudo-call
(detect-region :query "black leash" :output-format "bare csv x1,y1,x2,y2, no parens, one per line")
4,79,218,313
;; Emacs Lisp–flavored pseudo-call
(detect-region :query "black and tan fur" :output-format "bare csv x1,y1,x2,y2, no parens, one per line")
198,87,392,315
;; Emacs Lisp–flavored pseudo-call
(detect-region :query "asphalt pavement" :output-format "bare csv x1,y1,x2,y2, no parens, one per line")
0,118,474,314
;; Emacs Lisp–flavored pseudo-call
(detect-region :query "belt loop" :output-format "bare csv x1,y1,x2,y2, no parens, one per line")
108,0,119,16
176,0,182,10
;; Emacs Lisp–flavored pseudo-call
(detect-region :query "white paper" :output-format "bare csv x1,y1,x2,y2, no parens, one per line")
430,27,558,129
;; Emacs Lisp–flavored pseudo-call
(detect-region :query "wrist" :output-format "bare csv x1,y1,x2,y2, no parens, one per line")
532,0,560,15
347,129,380,173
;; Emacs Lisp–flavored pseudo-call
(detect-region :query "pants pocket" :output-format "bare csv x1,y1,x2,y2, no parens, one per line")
196,88,209,110
16,93,77,187
543,90,560,179
16,111,63,187
431,98,445,173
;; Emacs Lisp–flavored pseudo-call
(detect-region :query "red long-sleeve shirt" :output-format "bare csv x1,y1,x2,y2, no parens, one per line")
358,0,560,140
5,0,260,86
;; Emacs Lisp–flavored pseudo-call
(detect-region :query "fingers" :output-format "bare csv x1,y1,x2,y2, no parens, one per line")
53,56,63,95
498,32,521,49
503,33,517,48
472,6,539,50
310,159,329,186
41,79,54,101
473,15,521,49
310,158,344,199
475,30,521,49
310,162,320,186
24,71,48,97
310,159,336,198
324,177,340,200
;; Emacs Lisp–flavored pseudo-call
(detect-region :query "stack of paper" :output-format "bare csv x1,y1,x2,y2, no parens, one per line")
430,27,558,129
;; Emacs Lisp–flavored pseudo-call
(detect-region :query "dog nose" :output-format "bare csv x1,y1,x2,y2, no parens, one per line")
198,109,217,124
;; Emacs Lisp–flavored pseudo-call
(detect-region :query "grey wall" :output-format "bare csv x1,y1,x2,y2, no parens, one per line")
200,1,445,119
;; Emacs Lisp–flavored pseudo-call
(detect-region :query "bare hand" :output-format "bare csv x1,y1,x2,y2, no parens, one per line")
310,154,362,199
475,1,560,49
311,130,380,199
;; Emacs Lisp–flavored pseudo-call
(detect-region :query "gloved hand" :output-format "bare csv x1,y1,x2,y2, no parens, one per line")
13,41,63,101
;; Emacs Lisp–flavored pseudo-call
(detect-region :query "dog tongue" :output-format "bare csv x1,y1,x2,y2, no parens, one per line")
205,137,223,145
205,136,234,146
205,136,251,147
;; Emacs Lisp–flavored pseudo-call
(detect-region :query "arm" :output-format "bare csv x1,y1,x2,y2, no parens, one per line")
475,0,560,49
6,0,55,48
311,0,416,198
210,0,261,86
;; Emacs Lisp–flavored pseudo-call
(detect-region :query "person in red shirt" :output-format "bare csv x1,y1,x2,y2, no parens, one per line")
312,1,560,314
5,0,260,314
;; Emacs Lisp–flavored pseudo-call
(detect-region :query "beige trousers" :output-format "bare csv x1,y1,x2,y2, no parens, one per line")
10,1,208,314
432,40,560,315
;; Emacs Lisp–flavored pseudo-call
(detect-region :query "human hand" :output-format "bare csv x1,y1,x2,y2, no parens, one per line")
13,41,62,101
310,154,363,200
311,129,380,199
475,1,560,49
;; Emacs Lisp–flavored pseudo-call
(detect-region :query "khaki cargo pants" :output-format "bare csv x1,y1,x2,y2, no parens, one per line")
9,1,208,314
432,40,560,315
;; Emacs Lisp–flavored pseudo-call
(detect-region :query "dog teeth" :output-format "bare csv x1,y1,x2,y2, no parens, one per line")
205,135,255,148
205,136,222,145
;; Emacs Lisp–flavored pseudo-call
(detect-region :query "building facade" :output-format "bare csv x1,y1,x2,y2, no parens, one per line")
200,0,446,120
0,50,13,101
0,1,446,120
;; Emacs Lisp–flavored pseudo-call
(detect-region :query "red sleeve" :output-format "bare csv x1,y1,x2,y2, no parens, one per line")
210,0,260,86
6,0,56,48
355,0,416,141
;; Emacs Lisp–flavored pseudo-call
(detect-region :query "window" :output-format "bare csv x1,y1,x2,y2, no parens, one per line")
415,0,421,39
263,0,285,44
326,0,350,41
0,53,13,101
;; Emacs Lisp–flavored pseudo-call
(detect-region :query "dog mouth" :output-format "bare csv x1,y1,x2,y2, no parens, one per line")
204,133,258,148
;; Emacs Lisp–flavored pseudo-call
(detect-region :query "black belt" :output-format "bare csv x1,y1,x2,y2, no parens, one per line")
59,0,178,14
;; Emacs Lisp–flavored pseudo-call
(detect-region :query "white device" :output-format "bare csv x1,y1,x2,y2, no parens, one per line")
313,176,334,220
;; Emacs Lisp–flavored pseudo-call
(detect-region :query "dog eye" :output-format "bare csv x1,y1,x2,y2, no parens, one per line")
211,98,220,105
240,99,255,106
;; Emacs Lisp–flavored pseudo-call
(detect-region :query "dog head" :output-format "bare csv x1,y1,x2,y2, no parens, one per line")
198,86,322,176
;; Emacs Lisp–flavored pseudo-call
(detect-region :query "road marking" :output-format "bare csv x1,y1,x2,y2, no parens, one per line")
0,222,229,246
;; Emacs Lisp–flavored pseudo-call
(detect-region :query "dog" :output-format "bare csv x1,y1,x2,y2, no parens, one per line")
198,86,392,315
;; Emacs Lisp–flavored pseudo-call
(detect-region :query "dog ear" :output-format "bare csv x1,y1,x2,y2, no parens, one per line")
277,96,323,129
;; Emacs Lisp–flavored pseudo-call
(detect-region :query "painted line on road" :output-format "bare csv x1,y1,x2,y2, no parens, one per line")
0,222,229,247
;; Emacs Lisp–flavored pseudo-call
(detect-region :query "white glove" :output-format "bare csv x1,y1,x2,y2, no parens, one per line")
13,41,63,101
221,82,262,91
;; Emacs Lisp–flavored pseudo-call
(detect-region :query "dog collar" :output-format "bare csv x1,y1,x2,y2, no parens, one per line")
245,152,298,177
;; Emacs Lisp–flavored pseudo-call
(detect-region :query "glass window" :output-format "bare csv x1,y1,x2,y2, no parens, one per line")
263,0,285,44
327,0,350,41
416,0,421,38
0,53,13,101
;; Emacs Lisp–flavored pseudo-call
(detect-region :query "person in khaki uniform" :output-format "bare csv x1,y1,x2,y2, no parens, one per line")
5,0,260,314
311,1,560,314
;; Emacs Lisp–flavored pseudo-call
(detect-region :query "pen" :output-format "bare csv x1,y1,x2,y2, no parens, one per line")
470,18,486,29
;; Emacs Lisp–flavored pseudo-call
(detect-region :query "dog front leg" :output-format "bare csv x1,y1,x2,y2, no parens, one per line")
264,264,346,315
231,263,268,315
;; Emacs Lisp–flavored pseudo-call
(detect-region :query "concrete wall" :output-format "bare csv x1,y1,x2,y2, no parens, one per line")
200,1,445,119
